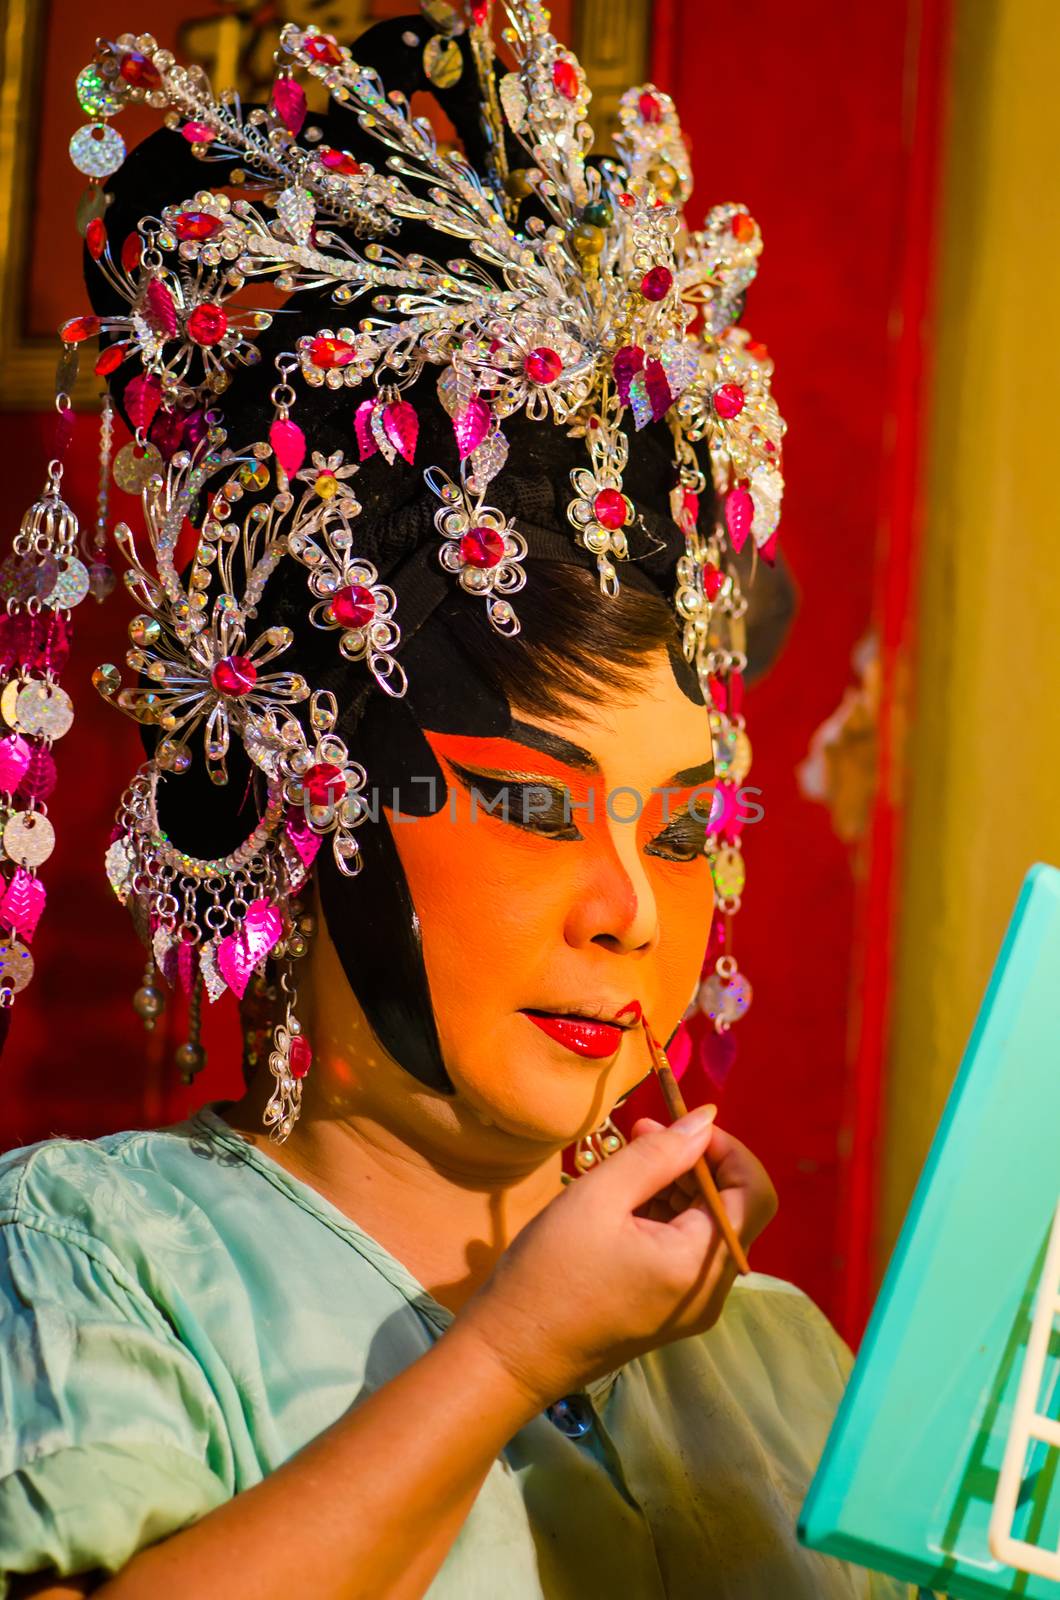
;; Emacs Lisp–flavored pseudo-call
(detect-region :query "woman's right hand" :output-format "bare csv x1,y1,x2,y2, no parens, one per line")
457,1106,778,1407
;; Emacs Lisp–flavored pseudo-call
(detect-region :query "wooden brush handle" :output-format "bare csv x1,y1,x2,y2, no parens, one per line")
644,1024,751,1276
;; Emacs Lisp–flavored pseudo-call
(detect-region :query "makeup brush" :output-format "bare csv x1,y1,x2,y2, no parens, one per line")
642,1018,751,1276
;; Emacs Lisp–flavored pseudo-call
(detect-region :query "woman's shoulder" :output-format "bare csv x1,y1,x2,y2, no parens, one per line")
0,1114,226,1265
723,1269,854,1379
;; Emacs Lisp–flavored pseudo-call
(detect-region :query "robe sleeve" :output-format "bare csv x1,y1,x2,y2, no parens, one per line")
0,1215,229,1595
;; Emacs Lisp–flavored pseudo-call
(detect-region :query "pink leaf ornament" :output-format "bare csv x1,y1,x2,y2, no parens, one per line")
453,397,491,460
724,486,754,553
612,344,644,407
272,78,307,136
269,418,306,480
145,278,178,338
216,897,284,1000
285,807,322,891
382,400,419,465
0,868,46,942
125,374,163,433
354,398,379,460
0,733,31,792
16,745,56,804
644,358,673,422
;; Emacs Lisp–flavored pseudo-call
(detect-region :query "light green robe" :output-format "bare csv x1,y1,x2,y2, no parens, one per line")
0,1104,915,1598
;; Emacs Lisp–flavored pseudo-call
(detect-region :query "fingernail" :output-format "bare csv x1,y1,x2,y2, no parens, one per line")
674,1103,717,1136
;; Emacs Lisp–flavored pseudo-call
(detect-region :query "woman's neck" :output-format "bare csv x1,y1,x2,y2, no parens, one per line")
219,1083,565,1314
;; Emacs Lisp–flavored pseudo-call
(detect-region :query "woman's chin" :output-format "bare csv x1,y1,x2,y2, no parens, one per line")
443,1026,634,1152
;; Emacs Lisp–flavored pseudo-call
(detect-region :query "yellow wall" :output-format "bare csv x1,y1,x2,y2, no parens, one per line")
880,0,1060,1267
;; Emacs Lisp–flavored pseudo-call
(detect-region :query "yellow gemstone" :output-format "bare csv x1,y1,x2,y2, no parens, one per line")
571,222,605,257
505,168,533,200
314,472,339,500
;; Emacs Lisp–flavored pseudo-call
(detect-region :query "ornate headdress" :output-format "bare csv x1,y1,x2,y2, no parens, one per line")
0,3,784,1137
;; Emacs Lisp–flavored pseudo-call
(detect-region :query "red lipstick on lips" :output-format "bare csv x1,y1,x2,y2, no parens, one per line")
522,1000,642,1060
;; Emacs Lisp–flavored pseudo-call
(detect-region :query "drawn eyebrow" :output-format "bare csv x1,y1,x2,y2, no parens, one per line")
505,719,599,772
666,759,716,788
503,724,714,789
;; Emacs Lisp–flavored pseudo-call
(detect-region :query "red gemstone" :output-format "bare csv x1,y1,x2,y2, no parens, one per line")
59,315,100,344
309,335,357,369
304,34,343,64
288,1033,312,1079
704,564,725,601
119,51,161,89
459,526,505,568
187,303,228,346
94,342,127,376
121,233,143,273
552,60,579,99
713,382,745,419
330,583,377,629
640,266,673,301
471,1,489,21
682,488,700,524
181,121,216,145
617,192,635,208
746,338,770,362
304,762,347,806
211,654,257,697
638,91,662,123
173,210,223,242
731,213,756,243
318,148,361,176
524,346,563,385
593,488,627,530
85,218,106,260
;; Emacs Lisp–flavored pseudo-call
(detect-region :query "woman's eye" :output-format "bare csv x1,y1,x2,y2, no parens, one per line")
645,806,708,863
448,763,583,841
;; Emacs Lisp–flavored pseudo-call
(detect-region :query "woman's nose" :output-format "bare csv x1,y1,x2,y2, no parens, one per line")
563,814,660,955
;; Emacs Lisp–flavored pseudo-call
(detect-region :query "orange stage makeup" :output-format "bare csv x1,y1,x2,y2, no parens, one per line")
379,653,716,1149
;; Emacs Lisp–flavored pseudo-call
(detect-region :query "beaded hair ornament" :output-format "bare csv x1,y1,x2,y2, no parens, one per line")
1,2,785,1138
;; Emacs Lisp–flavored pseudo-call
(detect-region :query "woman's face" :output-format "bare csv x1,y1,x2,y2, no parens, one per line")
313,648,714,1156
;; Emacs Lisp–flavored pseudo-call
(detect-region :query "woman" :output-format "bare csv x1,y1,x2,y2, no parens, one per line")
0,8,917,1597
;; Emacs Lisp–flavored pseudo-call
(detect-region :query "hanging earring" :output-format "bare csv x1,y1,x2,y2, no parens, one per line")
263,968,312,1143
262,894,315,1142
574,1114,627,1172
